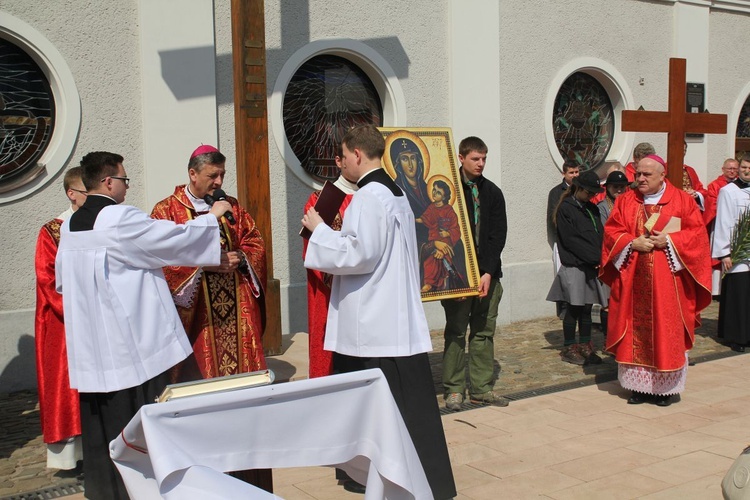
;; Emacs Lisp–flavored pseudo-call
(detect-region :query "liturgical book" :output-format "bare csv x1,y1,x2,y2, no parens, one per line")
644,214,681,235
156,369,274,403
299,180,347,239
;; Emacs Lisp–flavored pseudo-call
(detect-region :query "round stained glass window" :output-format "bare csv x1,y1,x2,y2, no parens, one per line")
0,38,55,192
553,72,614,171
283,54,383,183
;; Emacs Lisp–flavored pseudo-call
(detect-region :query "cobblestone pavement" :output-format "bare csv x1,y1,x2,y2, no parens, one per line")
0,302,735,498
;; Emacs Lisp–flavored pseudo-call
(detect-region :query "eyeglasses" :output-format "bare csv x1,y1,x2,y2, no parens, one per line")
69,188,88,195
101,176,130,187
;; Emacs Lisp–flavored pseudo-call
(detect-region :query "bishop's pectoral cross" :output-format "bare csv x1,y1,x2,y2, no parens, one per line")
621,58,727,186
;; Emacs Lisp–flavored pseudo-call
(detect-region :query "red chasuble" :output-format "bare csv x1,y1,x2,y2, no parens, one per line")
625,162,637,183
600,182,711,372
703,174,730,228
302,190,353,378
151,186,267,381
34,220,81,444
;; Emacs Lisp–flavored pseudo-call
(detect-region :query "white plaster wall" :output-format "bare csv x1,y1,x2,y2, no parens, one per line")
214,0,452,334
1,0,748,392
708,9,750,179
495,0,673,318
0,1,144,390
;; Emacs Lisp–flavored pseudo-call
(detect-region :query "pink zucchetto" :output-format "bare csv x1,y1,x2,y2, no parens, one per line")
190,144,220,159
643,154,666,167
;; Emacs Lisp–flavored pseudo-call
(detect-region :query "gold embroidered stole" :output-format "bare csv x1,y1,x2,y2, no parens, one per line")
631,204,660,365
201,220,244,377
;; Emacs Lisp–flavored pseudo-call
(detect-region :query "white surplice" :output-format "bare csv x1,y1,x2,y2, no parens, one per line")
712,182,750,274
304,181,432,357
56,205,221,393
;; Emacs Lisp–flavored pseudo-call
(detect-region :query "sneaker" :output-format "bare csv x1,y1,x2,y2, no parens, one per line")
560,345,585,365
469,391,509,407
578,342,603,365
445,392,464,411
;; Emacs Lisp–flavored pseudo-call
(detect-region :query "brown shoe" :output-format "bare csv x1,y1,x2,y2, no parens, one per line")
560,345,585,365
578,342,603,365
469,391,509,407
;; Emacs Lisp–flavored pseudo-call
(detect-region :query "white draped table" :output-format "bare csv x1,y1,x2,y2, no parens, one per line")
110,369,431,499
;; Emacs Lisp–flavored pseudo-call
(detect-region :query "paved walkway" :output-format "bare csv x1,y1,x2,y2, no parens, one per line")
1,302,745,499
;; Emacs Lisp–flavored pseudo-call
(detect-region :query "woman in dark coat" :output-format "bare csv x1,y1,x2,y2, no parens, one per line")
547,170,608,365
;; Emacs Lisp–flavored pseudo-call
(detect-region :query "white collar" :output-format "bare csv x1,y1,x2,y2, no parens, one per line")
184,186,210,212
333,175,359,195
643,182,666,205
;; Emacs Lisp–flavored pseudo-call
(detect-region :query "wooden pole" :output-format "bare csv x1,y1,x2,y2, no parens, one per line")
230,0,282,356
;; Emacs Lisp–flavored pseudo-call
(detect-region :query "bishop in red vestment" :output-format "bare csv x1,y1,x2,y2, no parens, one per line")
600,155,711,406
34,167,86,469
151,146,267,381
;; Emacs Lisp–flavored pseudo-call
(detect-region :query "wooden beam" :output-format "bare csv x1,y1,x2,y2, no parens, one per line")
622,58,727,187
231,0,282,357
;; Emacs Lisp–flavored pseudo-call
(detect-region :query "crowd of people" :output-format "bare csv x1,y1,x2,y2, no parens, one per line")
547,142,750,408
33,130,750,498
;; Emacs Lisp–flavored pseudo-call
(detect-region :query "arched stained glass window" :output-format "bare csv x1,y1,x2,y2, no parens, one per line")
553,72,614,171
283,55,383,183
0,38,55,192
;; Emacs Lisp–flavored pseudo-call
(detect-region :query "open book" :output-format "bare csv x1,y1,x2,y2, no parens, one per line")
155,369,274,403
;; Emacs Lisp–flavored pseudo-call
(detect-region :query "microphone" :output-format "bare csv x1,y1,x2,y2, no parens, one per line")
203,188,236,224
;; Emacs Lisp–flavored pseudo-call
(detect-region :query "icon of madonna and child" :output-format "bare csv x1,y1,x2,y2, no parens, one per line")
382,130,476,300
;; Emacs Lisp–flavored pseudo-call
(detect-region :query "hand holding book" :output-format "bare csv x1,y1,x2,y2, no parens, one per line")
299,181,347,239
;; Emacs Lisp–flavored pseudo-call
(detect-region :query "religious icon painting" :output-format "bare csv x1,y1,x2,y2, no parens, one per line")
379,127,480,302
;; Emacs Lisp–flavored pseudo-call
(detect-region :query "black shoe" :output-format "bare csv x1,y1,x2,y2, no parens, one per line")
627,391,649,404
343,480,366,494
731,343,746,353
654,394,674,407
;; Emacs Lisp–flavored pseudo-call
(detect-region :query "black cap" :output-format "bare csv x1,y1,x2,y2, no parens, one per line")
573,170,604,194
605,170,629,186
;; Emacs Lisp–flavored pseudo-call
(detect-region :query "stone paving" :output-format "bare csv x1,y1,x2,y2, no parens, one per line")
0,302,733,498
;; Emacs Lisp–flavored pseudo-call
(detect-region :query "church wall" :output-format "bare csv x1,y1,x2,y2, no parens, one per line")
488,0,674,321
213,0,453,334
0,1,145,390
708,9,750,176
1,0,746,391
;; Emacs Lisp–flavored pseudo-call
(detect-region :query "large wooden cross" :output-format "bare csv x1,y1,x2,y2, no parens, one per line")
621,58,727,186
230,0,282,357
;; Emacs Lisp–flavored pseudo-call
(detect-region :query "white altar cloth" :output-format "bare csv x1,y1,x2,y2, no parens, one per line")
110,369,432,499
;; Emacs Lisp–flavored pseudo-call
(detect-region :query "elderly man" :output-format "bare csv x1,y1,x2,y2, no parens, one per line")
704,158,740,296
704,158,739,230
600,154,711,407
151,145,267,382
712,155,750,352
